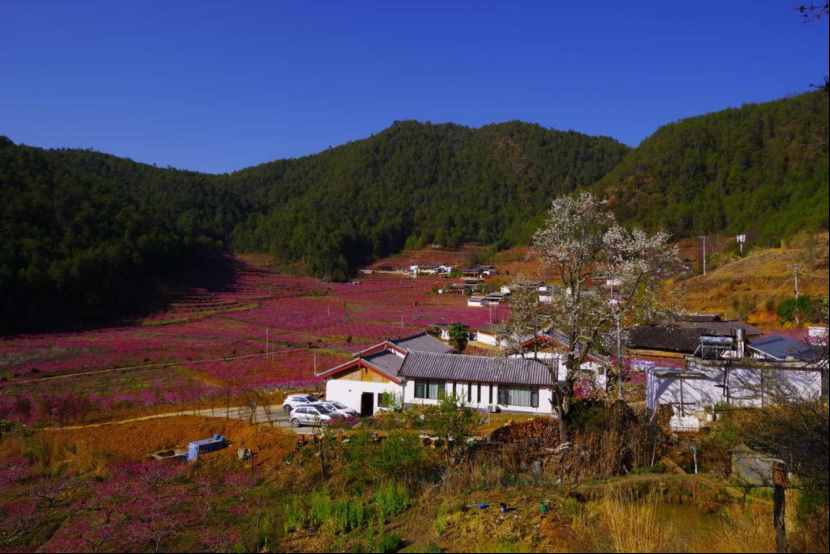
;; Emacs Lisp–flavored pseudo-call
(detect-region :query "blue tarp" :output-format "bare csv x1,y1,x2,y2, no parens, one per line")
186,434,227,462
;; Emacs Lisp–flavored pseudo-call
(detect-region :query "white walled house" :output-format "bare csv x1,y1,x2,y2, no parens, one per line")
399,351,557,414
317,332,453,416
318,332,563,416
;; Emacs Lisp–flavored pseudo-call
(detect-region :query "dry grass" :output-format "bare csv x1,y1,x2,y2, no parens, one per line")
6,416,297,478
678,233,829,324
701,503,776,553
594,490,670,553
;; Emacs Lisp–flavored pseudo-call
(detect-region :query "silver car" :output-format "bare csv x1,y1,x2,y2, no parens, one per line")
282,393,319,413
317,401,359,418
288,404,343,427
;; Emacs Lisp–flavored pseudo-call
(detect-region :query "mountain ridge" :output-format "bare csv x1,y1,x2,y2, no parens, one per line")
1,91,827,332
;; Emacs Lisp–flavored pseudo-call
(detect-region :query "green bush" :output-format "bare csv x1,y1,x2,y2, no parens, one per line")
331,498,368,533
308,491,334,529
283,496,306,533
367,530,403,554
373,482,411,522
777,295,825,324
345,430,430,487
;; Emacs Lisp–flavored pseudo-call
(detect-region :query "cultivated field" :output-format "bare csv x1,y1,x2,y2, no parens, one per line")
0,256,509,425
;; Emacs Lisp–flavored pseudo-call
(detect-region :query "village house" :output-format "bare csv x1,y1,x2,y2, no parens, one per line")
626,314,762,372
317,332,453,416
317,331,562,415
645,328,828,431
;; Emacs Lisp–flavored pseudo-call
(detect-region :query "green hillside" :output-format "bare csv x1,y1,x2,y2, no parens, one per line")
2,91,828,333
0,138,245,332
227,121,629,280
595,91,829,243
0,123,627,332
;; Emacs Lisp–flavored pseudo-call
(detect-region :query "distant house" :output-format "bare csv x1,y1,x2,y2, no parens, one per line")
319,331,563,415
473,324,503,347
483,292,508,304
467,295,487,307
808,325,829,345
507,329,608,389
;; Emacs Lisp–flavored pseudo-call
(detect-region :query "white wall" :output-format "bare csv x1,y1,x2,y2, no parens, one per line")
476,331,499,346
646,366,824,413
325,379,403,415
403,380,554,414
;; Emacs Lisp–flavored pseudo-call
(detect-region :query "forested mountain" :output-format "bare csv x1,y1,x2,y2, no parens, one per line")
0,123,628,332
1,91,828,333
0,138,245,333
227,121,629,280
595,91,828,243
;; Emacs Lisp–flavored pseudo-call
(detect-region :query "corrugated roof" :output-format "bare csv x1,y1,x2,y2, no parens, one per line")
399,351,556,386
749,334,820,362
392,332,454,354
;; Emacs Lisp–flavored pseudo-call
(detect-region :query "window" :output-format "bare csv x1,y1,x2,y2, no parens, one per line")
488,385,493,404
452,382,457,397
467,383,472,402
378,392,395,408
477,383,481,404
414,380,445,400
497,386,540,408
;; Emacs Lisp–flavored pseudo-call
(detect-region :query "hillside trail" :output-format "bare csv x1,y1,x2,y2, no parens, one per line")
40,403,293,432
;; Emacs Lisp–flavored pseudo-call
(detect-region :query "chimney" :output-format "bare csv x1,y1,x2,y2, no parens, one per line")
735,328,745,359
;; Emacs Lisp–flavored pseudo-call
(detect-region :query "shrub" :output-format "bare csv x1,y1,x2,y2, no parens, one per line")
777,295,825,324
330,498,368,533
344,430,430,487
367,532,402,554
282,496,306,533
372,482,410,522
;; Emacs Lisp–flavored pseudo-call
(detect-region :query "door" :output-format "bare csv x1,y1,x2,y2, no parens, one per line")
360,392,374,417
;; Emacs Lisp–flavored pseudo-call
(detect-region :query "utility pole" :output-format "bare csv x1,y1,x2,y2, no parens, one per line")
615,309,623,401
736,233,746,256
791,264,800,299
699,235,707,276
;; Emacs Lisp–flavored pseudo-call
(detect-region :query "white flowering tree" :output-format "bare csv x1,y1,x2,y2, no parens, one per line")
511,192,682,441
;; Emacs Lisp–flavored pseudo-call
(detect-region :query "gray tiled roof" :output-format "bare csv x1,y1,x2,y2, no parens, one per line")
399,351,556,386
364,351,405,377
392,333,454,354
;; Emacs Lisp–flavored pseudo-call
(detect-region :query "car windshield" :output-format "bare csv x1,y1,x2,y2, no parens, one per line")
315,405,334,414
331,402,347,409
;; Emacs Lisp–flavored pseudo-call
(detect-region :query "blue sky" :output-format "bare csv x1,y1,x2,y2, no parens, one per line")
2,1,827,173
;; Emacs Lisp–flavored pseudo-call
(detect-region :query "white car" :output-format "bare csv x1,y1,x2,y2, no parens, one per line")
282,394,319,413
316,401,359,418
289,404,344,427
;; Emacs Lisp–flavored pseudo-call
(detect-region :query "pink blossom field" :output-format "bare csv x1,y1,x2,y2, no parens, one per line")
0,257,509,423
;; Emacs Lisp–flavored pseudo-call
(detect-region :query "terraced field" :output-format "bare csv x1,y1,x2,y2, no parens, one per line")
0,256,509,424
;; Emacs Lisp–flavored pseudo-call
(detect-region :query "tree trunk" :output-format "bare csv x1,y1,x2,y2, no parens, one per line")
558,412,569,443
